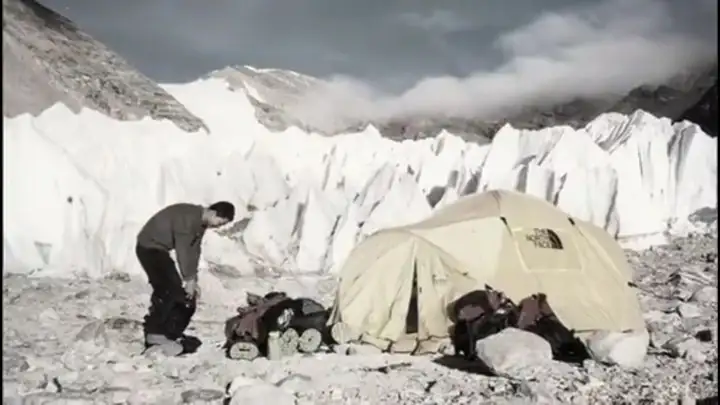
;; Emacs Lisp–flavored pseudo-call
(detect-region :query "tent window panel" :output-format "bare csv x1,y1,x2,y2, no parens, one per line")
514,228,581,273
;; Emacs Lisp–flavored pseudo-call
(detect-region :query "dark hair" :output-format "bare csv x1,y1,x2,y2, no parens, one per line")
208,201,235,221
264,291,287,300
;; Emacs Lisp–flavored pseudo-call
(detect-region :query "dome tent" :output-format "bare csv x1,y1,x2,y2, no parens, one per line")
328,189,645,354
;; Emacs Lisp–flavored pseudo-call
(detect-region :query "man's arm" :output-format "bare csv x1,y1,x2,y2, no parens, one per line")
175,231,202,281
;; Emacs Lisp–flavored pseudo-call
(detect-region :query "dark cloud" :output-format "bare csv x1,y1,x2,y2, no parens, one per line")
36,0,601,85
38,0,717,126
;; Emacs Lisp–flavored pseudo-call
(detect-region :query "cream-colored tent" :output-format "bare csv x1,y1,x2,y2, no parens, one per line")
328,189,645,353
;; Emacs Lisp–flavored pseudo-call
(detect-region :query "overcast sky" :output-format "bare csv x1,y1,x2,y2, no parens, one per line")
38,0,717,124
39,0,716,85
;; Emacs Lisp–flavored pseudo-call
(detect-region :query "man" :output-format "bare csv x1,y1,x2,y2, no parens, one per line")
136,201,235,355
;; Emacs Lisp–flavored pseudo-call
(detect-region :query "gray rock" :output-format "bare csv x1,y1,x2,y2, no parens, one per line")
75,320,109,345
107,373,138,391
3,381,24,399
52,371,78,391
37,308,60,323
685,348,707,363
346,343,383,356
1,395,23,405
474,328,553,378
21,392,95,404
275,373,313,393
690,286,717,304
226,375,267,397
517,381,557,404
674,288,695,302
143,341,184,358
110,362,136,373
668,269,710,291
106,388,132,405
663,337,708,362
677,303,704,319
180,389,225,404
585,329,650,369
18,370,51,392
648,328,673,349
331,344,350,355
126,389,173,404
104,316,144,333
105,272,132,283
642,310,669,323
52,370,107,394
60,341,107,371
2,353,30,375
700,251,718,263
229,383,296,405
3,0,207,133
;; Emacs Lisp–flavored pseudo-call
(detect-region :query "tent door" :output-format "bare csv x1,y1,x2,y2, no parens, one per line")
405,262,419,334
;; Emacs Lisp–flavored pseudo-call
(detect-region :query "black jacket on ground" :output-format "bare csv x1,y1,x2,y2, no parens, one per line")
137,203,206,281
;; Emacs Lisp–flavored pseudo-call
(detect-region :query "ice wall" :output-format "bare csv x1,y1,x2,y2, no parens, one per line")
3,78,716,278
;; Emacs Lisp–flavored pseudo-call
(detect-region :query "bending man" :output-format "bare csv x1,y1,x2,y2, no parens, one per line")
136,201,235,355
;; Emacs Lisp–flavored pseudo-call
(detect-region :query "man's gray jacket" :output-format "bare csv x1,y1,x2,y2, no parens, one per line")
137,203,206,281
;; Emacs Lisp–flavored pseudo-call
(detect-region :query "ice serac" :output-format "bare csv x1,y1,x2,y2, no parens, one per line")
3,108,107,276
242,194,301,270
357,166,432,238
667,123,717,231
295,188,342,273
586,111,717,245
2,77,717,278
476,124,561,192
534,127,621,235
328,204,362,275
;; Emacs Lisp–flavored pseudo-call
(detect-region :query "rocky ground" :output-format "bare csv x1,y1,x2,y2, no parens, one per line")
2,231,717,405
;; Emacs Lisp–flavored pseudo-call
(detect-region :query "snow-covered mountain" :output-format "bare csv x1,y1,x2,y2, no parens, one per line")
209,63,718,141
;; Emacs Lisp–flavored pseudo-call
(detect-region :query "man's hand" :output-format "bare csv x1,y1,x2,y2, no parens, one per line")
183,278,199,301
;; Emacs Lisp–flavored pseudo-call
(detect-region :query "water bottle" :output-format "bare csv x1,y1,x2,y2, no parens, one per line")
267,331,281,360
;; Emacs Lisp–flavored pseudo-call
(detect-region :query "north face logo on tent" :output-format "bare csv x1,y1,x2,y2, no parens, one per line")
525,228,563,250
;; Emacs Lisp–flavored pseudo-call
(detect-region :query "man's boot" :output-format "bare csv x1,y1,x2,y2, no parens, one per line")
145,333,184,356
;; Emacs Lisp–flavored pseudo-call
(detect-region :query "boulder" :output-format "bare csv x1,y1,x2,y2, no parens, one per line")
227,376,296,405
584,329,649,369
676,303,703,319
690,286,717,304
663,336,708,363
474,328,553,378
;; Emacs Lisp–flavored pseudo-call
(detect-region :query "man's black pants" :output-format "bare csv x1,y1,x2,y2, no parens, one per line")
136,245,196,341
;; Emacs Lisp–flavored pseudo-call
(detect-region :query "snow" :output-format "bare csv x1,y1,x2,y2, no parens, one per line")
2,77,717,278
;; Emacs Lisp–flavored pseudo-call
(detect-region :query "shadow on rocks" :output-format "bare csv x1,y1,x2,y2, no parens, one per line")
181,335,203,355
697,396,719,405
432,355,495,376
104,317,143,333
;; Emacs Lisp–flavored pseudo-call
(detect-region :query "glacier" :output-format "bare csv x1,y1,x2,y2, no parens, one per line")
2,77,717,278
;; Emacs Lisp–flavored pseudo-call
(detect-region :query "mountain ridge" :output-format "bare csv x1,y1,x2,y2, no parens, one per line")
3,0,716,141
2,0,207,133
210,63,718,142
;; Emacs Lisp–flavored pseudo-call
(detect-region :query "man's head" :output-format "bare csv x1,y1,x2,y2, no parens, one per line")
203,201,235,228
